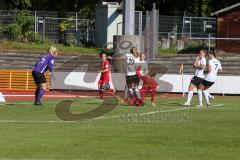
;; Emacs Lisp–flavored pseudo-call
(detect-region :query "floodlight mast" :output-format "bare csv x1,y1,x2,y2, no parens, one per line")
123,0,135,35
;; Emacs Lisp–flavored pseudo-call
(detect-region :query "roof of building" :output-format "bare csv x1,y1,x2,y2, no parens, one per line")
211,3,240,16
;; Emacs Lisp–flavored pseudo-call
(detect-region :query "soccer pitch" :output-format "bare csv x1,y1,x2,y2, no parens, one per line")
0,96,239,160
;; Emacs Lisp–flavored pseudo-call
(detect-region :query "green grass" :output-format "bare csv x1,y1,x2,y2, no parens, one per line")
158,45,216,56
177,45,215,55
0,96,240,160
0,40,98,55
158,47,178,55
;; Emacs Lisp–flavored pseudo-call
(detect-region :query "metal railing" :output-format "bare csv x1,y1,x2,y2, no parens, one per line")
158,14,216,39
0,10,95,46
0,70,50,91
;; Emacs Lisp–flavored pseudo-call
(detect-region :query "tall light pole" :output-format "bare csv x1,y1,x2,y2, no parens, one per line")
42,0,46,44
74,3,78,45
123,0,135,35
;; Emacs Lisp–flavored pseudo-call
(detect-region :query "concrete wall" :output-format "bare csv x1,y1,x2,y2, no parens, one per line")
51,72,240,95
95,3,123,48
113,35,142,55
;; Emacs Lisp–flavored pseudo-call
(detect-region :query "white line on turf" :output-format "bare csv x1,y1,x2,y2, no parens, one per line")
3,94,100,98
0,158,84,160
0,107,191,123
0,104,225,123
209,104,224,107
3,100,99,105
94,104,225,120
92,107,193,120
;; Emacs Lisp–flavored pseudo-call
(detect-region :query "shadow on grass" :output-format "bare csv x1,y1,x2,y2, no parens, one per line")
159,102,184,107
55,97,119,121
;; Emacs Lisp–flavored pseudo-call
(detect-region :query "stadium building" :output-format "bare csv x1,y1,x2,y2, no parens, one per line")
211,2,240,53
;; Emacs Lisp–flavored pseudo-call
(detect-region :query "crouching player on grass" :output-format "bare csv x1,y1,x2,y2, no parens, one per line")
197,51,222,107
32,46,58,105
136,68,158,107
98,53,116,102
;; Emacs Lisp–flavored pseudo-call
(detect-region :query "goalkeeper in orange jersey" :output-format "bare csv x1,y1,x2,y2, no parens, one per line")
136,68,158,107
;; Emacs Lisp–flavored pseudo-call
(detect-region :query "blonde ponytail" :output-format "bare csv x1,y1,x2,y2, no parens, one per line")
47,46,58,57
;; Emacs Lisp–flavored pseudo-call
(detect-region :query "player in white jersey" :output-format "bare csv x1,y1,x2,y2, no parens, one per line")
139,53,148,75
124,47,141,101
184,50,207,106
197,51,222,107
124,52,148,102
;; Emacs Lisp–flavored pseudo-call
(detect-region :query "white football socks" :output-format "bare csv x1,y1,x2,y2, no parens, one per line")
186,91,193,103
134,88,141,99
208,93,214,99
197,90,203,105
128,88,134,97
203,90,210,104
124,87,128,99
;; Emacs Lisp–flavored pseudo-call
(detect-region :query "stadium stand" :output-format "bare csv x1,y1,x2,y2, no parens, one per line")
149,54,240,75
0,52,239,79
0,52,100,72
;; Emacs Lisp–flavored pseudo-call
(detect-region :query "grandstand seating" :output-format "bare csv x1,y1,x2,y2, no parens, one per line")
0,52,100,72
149,54,240,75
0,52,239,76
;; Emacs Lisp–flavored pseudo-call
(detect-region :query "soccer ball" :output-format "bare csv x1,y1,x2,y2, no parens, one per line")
102,83,110,91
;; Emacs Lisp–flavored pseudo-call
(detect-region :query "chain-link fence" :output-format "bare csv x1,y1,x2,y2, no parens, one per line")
158,15,183,39
155,12,217,57
0,10,95,46
141,5,159,60
182,17,216,38
0,10,18,39
136,9,216,59
0,9,217,53
158,13,216,40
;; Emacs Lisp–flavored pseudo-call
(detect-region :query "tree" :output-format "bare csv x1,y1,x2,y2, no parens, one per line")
2,0,31,10
1,0,240,16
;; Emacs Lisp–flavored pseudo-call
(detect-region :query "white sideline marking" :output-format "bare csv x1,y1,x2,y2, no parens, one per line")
94,104,225,120
3,94,99,98
93,107,193,120
210,104,224,107
0,104,225,123
4,100,99,105
211,108,231,110
0,107,191,123
0,158,84,160
0,120,83,123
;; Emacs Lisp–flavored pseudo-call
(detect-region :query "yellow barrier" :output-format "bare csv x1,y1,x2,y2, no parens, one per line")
0,70,50,91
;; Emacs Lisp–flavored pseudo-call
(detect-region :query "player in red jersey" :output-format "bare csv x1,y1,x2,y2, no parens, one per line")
98,53,115,102
136,68,158,107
